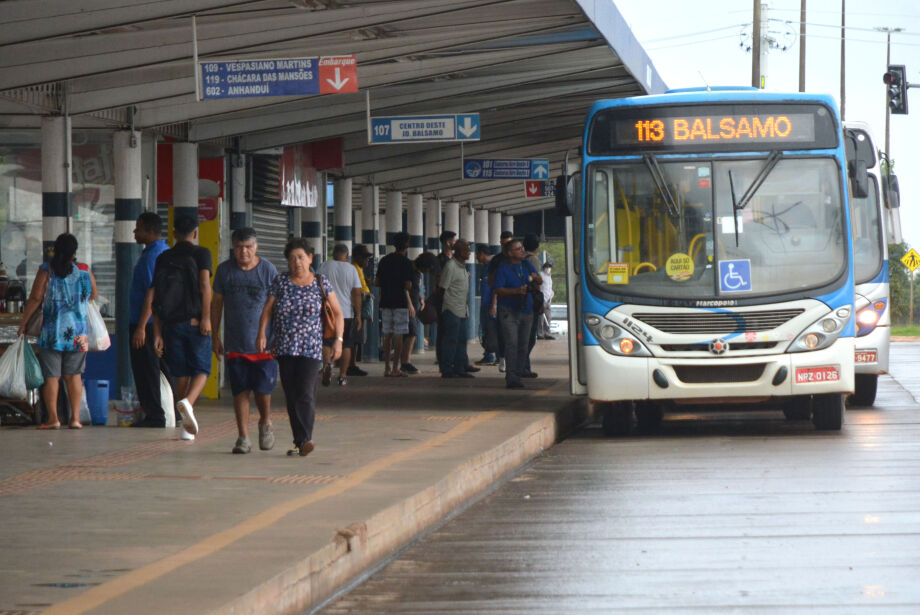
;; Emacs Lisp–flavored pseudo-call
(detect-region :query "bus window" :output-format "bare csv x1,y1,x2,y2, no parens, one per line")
852,175,883,283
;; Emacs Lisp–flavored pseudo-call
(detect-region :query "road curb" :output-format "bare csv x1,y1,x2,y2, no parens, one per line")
212,398,590,615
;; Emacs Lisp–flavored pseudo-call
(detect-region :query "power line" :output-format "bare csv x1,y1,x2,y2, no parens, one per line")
646,33,739,51
643,23,747,44
771,18,920,37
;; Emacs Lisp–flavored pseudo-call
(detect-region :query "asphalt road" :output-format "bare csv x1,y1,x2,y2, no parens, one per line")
318,344,920,614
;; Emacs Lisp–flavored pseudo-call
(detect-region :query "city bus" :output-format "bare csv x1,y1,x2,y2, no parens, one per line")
845,122,902,406
557,88,856,435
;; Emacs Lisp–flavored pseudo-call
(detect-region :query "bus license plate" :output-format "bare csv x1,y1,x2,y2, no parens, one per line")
855,350,877,364
795,366,840,384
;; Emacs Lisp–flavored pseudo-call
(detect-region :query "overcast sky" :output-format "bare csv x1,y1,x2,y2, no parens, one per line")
615,0,920,252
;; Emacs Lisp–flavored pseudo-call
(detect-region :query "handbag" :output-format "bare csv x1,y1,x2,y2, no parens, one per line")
316,274,336,340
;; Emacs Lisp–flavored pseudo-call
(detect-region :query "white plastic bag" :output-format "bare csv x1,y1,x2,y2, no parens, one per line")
86,300,111,352
0,337,28,400
160,370,175,428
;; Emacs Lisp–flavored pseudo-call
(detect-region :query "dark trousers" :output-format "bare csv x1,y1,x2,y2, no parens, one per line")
524,309,539,373
278,356,322,447
480,307,500,357
439,311,469,376
129,321,172,426
498,308,532,385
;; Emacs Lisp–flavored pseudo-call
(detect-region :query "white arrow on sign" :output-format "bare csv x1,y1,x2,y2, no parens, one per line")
326,67,350,91
527,182,540,195
533,164,549,179
458,116,478,138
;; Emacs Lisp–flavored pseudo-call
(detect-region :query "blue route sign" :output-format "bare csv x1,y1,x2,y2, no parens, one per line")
199,56,358,99
463,158,550,180
370,114,480,144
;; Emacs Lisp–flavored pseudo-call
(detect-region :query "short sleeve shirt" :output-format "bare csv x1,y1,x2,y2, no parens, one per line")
38,264,93,351
129,239,168,325
376,252,413,309
213,257,278,354
317,260,362,318
268,273,333,360
494,260,538,313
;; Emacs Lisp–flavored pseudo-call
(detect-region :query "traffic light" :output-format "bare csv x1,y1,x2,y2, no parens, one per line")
883,65,908,115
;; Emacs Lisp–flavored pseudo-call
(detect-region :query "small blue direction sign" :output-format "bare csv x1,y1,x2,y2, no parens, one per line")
463,158,550,180
370,114,480,144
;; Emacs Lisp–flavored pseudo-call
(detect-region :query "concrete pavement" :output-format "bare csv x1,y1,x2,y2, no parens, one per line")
0,338,585,615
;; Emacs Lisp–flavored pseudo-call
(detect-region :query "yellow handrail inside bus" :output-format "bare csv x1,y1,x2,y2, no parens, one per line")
633,262,657,275
688,233,706,261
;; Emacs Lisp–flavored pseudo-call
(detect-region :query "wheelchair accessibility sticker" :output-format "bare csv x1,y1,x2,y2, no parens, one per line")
719,259,752,293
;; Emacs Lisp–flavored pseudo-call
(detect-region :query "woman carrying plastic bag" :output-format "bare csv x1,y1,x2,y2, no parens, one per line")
86,300,111,352
0,337,28,399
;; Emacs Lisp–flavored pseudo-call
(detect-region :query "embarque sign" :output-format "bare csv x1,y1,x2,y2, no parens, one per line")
199,56,357,99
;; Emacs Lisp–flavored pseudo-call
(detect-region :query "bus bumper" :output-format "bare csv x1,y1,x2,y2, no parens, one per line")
584,337,855,403
854,326,890,375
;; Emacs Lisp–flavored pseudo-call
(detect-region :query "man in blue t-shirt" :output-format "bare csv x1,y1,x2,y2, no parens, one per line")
492,238,541,389
128,213,170,427
212,227,279,454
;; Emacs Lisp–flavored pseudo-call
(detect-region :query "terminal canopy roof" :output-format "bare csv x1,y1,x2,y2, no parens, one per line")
0,0,666,214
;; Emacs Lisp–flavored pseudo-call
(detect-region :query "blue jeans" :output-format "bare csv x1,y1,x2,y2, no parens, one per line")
162,322,211,378
439,310,469,376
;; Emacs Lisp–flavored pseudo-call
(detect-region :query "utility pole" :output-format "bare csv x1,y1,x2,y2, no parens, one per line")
799,0,806,91
752,0,762,88
875,26,903,164
840,0,845,119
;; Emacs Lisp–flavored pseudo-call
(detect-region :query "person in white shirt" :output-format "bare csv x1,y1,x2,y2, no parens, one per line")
538,262,555,340
317,244,363,385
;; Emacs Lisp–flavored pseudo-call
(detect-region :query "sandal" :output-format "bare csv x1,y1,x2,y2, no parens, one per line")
37,423,61,430
68,423,83,430
321,362,332,387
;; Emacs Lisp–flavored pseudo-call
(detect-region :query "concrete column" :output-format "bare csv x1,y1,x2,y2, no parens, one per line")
173,142,198,242
407,193,423,259
353,208,363,248
230,154,249,230
444,201,460,236
302,177,324,262
474,209,489,254
361,184,379,251
114,129,143,395
385,191,402,247
333,177,353,252
460,205,475,253
41,116,71,261
425,198,441,251
489,211,501,254
502,214,514,236
377,206,388,257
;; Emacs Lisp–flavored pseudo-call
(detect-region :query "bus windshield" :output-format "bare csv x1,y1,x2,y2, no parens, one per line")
585,156,847,300
851,175,883,284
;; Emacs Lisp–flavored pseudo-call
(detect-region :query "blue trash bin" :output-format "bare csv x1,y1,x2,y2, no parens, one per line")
85,379,109,426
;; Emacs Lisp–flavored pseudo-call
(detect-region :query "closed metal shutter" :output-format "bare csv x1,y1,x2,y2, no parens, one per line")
251,203,289,272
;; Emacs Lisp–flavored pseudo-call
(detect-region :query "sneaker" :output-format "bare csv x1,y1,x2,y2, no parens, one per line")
499,358,506,373
259,424,275,451
475,354,495,366
232,436,252,454
347,366,368,377
464,364,480,373
176,399,198,435
402,363,419,374
338,377,347,386
321,362,332,386
180,429,196,441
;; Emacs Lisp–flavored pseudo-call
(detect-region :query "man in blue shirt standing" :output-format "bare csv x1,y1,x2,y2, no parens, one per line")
128,213,170,427
493,239,541,389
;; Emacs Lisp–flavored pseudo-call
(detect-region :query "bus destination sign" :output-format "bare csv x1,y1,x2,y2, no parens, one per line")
622,113,815,147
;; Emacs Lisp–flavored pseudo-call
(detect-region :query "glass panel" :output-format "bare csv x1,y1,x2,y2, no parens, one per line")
852,176,883,283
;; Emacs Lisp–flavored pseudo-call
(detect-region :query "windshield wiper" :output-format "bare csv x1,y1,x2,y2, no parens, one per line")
643,154,680,218
727,150,783,246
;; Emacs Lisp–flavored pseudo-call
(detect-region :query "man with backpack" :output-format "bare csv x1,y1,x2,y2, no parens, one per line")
144,215,213,439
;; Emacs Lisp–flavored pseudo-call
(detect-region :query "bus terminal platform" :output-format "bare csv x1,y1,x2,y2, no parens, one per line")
0,339,587,615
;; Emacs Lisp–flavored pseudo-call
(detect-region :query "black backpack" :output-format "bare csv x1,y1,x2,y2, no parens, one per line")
152,250,201,323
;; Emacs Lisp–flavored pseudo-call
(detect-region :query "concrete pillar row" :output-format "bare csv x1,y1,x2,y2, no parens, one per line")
489,211,502,254
302,173,325,263
230,155,249,230
333,177,353,252
443,202,460,236
41,116,71,260
353,208,363,249
385,191,402,248
361,184,379,255
407,193,423,259
474,209,489,254
460,205,475,261
424,198,441,251
502,214,514,236
114,129,143,396
173,143,199,243
377,204,388,257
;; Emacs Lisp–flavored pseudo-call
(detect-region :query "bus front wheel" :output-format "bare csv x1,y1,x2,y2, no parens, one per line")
782,396,812,421
599,402,634,437
812,394,845,431
851,374,878,407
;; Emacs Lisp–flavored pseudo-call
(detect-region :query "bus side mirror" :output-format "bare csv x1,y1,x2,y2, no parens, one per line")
850,160,868,199
555,174,573,217
883,174,901,209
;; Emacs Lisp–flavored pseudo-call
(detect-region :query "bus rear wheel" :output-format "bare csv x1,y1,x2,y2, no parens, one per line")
811,394,845,431
599,402,634,437
851,374,878,407
782,396,812,421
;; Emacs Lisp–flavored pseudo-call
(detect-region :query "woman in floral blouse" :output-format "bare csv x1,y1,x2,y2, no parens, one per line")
257,238,343,457
18,233,93,429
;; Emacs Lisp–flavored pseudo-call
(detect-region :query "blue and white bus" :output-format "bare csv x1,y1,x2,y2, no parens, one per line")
557,88,856,434
845,122,902,406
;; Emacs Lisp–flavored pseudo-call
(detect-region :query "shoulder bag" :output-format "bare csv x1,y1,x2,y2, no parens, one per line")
315,274,336,341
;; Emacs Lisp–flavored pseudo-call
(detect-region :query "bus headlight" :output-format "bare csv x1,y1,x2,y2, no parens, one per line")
584,312,650,357
856,300,885,337
788,305,850,353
